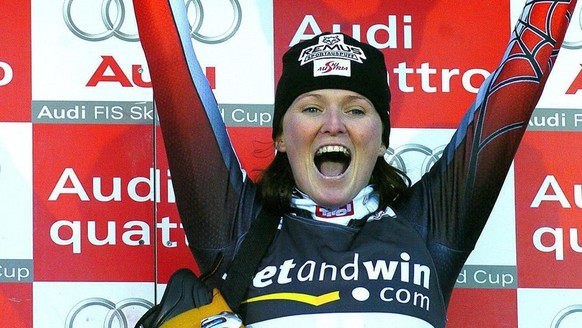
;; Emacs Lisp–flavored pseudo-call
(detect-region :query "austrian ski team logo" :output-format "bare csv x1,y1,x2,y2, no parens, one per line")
298,34,367,77
316,202,354,218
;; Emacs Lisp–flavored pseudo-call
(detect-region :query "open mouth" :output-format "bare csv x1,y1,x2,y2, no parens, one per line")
314,145,351,177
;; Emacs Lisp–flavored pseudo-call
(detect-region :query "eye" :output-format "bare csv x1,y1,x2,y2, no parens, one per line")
302,106,321,114
346,107,366,116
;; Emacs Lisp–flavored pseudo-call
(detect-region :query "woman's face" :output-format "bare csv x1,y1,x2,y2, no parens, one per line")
277,89,386,208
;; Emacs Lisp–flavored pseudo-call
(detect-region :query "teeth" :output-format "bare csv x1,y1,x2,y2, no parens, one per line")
316,145,350,156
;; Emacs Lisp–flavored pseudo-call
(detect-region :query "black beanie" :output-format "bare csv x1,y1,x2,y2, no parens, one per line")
272,32,391,146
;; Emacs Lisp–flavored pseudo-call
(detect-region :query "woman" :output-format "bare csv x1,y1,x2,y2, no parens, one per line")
134,1,577,327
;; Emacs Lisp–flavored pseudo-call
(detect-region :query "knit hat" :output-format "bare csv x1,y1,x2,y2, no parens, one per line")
272,32,391,146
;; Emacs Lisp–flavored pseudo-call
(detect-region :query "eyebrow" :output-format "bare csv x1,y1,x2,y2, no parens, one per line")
294,93,323,101
295,92,372,104
345,94,372,103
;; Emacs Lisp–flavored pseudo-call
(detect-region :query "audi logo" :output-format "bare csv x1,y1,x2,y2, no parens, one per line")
384,144,445,182
562,5,582,49
551,304,582,328
63,0,138,42
65,297,153,328
186,0,242,44
63,0,242,44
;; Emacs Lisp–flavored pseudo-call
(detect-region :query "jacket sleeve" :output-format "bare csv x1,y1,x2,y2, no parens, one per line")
407,0,577,248
133,0,258,277
397,0,577,304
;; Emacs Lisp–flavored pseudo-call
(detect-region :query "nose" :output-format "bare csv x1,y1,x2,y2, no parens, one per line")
320,109,346,135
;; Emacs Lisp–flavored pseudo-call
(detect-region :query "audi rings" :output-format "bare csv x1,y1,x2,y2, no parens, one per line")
562,4,582,49
65,297,153,328
384,144,445,181
550,304,582,328
63,0,139,42
63,0,242,44
186,0,242,44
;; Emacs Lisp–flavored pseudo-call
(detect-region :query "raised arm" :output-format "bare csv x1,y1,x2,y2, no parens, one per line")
133,0,256,273
399,0,577,304
443,0,576,247
402,0,575,278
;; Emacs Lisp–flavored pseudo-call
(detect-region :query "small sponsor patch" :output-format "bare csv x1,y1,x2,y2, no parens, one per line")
316,202,354,218
314,59,351,77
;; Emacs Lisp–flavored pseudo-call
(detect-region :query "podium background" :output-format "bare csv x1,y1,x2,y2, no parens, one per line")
1,0,582,327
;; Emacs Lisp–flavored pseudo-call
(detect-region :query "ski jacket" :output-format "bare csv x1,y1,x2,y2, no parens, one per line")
133,1,577,326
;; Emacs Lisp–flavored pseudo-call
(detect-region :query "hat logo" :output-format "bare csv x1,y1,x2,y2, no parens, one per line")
313,59,351,77
298,34,367,66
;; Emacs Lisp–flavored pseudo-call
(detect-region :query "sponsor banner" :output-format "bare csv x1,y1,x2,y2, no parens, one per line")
0,283,33,328
455,265,517,289
515,132,582,288
0,123,33,260
517,288,582,328
0,1,574,326
32,0,150,101
33,281,156,328
31,0,273,104
0,260,33,283
32,123,193,282
30,100,274,128
447,288,517,327
0,1,31,122
388,128,517,267
273,0,509,129
528,108,582,131
32,100,156,124
220,104,273,128
537,1,582,108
